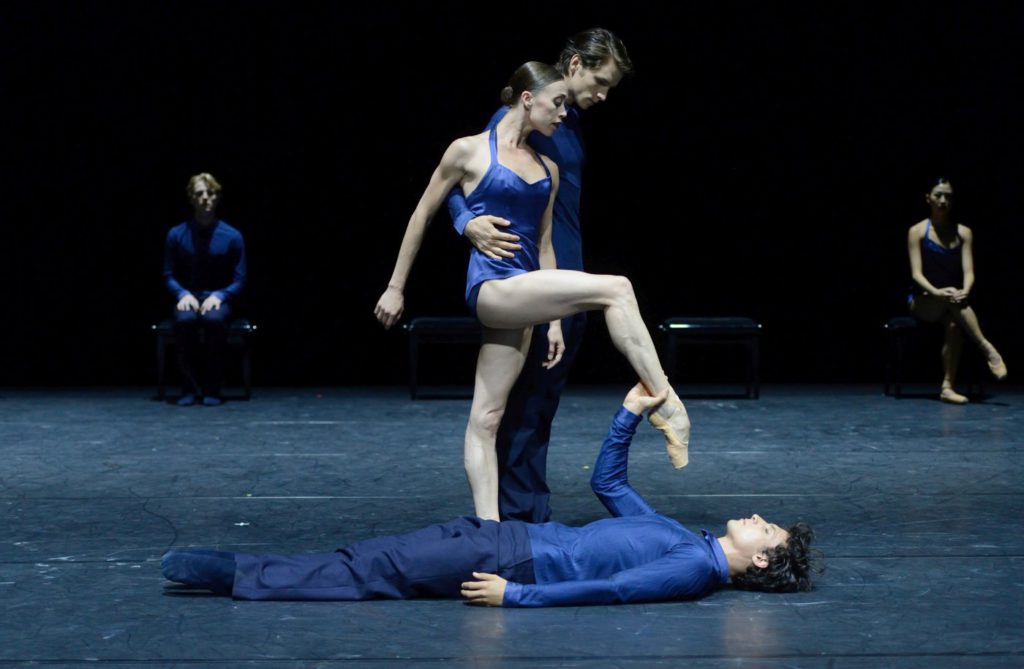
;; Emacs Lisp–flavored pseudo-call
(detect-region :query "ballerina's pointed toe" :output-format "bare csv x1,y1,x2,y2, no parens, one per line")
988,357,1008,380
649,400,690,469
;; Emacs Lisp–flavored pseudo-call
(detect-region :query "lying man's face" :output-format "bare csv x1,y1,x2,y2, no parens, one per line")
726,514,790,569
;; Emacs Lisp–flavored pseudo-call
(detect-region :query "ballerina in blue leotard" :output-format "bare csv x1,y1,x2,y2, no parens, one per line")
907,178,1007,404
375,62,691,521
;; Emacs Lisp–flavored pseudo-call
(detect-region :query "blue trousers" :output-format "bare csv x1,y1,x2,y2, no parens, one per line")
232,517,534,601
496,313,586,523
173,297,231,395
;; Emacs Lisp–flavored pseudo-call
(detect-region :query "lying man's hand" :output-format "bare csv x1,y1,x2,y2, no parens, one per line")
461,572,507,606
623,383,669,416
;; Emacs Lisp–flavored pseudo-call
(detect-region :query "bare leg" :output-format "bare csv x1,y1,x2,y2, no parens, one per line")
948,304,1006,377
478,271,669,393
941,318,963,389
912,297,967,403
465,326,533,520
913,295,1007,380
477,270,690,468
939,318,967,404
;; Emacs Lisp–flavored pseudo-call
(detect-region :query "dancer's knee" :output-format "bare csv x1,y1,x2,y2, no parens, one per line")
910,296,945,323
174,309,199,327
607,275,636,306
469,406,505,437
201,309,231,328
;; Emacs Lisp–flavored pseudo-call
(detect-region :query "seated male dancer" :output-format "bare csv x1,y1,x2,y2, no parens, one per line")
162,385,819,606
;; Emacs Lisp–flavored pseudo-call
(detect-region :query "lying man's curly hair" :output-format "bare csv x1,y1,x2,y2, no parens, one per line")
731,523,822,593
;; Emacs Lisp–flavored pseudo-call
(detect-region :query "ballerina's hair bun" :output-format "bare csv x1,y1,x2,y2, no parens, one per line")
501,61,562,107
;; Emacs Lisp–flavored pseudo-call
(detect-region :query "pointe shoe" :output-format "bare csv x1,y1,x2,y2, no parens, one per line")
987,355,1008,380
649,399,690,469
939,388,969,405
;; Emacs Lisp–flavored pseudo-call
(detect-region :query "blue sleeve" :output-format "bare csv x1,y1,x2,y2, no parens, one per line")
590,407,658,518
447,187,474,235
503,548,712,607
213,231,247,302
162,228,189,300
448,106,508,236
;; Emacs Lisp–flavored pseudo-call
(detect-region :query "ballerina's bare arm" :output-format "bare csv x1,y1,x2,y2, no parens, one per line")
536,157,565,369
374,137,479,329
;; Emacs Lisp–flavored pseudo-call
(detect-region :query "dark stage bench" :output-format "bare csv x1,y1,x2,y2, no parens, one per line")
658,317,762,399
883,316,985,398
152,318,257,400
403,317,482,400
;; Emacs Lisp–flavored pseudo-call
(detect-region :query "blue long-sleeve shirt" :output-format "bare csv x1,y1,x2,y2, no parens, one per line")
163,219,247,302
502,408,729,607
447,105,585,271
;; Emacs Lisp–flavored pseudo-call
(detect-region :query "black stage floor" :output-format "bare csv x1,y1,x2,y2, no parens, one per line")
2,385,1022,667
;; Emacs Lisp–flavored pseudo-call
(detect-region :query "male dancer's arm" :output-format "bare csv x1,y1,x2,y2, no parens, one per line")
466,533,714,607
500,549,714,607
163,228,189,300
164,227,199,312
213,230,247,303
446,107,521,259
590,385,667,517
201,229,247,314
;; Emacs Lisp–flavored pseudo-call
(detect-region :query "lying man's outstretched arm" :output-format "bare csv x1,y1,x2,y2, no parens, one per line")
590,384,668,518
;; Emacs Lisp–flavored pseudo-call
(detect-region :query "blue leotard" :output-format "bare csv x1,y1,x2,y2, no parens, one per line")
909,219,964,305
464,127,552,316
920,219,963,289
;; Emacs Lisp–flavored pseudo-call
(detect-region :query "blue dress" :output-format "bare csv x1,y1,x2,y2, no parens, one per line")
464,126,552,316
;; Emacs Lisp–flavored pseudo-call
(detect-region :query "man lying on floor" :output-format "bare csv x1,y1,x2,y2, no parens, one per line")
162,384,819,606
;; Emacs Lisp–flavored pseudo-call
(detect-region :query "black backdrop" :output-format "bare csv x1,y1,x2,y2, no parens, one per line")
5,1,1021,386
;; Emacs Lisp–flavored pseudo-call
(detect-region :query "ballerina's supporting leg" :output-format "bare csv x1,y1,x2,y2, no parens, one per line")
938,318,968,404
464,326,534,520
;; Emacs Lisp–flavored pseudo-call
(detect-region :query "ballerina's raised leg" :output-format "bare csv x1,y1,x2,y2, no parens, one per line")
464,268,689,520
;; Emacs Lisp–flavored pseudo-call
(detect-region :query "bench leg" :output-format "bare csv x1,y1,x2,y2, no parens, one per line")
156,334,167,400
242,343,252,400
750,337,760,399
883,335,892,396
893,333,905,398
409,334,419,400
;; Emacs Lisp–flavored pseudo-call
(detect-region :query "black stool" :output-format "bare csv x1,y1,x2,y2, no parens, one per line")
883,316,985,398
153,319,256,400
658,317,762,399
403,317,482,399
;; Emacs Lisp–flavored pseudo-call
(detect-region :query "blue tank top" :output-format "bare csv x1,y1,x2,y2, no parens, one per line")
920,219,963,290
464,126,552,308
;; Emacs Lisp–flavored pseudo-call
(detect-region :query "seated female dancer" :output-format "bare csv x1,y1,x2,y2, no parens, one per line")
375,62,690,520
907,178,1007,404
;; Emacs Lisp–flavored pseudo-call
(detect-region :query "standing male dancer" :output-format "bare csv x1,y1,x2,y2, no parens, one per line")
447,28,633,522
